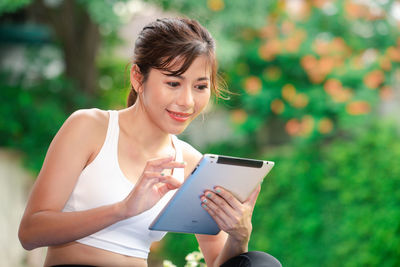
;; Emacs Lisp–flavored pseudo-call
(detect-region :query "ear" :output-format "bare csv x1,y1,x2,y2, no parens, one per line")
130,64,144,93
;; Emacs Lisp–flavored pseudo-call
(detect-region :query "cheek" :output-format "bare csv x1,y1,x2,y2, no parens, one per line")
196,92,211,111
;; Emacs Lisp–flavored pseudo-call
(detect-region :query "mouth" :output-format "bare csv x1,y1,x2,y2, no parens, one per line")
166,110,193,122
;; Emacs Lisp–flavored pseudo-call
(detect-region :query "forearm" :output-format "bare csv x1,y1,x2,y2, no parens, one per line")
212,235,249,267
18,202,125,250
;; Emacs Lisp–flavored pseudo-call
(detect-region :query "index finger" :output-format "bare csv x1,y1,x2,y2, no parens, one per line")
146,156,186,171
147,155,175,166
212,186,242,210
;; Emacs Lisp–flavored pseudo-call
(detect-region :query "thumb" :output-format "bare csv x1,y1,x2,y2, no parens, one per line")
156,176,182,195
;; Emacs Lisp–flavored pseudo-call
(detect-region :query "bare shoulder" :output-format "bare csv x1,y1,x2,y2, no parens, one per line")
23,108,111,213
177,139,203,178
56,108,110,163
64,108,108,133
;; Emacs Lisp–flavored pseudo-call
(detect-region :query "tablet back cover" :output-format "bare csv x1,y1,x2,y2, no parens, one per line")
149,154,274,235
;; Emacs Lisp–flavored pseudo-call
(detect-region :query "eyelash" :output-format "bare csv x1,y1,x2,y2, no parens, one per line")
196,84,208,90
166,82,209,90
167,82,180,87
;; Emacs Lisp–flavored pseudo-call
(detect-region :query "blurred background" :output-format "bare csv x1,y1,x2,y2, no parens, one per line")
1,0,400,266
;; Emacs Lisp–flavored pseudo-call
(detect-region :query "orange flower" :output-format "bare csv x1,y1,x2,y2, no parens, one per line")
312,0,328,9
231,109,248,124
299,115,314,136
324,79,342,95
379,56,392,71
346,101,371,115
313,39,330,56
286,119,301,136
271,99,285,114
291,93,309,108
301,55,317,70
282,84,296,102
331,37,350,55
331,87,353,103
259,39,281,61
379,85,393,101
344,1,365,19
318,118,334,134
363,70,384,89
284,37,301,53
207,0,225,11
244,76,262,95
308,69,325,84
259,25,278,39
387,46,400,62
319,57,336,75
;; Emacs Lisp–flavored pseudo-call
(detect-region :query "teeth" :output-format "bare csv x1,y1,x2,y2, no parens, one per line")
170,111,189,117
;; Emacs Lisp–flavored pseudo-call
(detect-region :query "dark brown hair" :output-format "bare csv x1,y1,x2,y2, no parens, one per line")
127,17,226,107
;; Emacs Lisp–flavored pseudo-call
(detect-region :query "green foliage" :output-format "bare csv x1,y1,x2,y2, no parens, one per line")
252,120,400,266
96,55,131,109
160,120,400,266
151,0,400,148
224,1,399,143
159,233,200,267
0,72,93,173
0,0,31,16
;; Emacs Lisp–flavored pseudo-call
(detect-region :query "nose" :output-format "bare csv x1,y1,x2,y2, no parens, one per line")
177,86,194,109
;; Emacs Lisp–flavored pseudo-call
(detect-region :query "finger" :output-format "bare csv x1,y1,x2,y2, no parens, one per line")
201,202,228,230
156,177,182,195
201,199,229,229
158,161,186,170
201,191,234,224
213,186,242,210
146,155,175,168
244,184,261,207
141,171,165,184
159,175,182,189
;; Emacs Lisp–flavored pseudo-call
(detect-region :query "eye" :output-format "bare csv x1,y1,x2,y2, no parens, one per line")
167,82,180,87
195,84,209,90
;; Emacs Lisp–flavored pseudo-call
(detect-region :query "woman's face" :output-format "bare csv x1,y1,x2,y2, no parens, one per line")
139,56,211,135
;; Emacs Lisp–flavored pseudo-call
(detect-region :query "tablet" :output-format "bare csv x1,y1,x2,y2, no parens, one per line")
149,154,274,235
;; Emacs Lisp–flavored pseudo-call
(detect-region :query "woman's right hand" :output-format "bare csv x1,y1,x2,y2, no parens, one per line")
120,155,185,218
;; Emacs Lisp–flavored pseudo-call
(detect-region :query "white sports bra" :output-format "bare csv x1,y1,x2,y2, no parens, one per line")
62,110,184,259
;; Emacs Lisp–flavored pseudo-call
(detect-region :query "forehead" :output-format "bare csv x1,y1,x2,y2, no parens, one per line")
162,55,211,77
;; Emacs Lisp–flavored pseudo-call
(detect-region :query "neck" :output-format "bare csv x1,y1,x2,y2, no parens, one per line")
119,103,172,153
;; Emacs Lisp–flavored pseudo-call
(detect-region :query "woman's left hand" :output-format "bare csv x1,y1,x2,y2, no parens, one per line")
200,184,261,244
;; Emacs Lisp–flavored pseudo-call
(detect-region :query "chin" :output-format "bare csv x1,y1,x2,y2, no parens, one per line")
168,127,187,135
165,123,190,135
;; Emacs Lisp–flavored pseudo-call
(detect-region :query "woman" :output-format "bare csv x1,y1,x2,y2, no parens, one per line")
18,18,281,267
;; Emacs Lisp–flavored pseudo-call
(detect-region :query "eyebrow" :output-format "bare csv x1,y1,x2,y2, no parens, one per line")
165,74,209,82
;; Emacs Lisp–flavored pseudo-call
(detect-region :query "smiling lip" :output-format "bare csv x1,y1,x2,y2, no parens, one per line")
167,110,193,122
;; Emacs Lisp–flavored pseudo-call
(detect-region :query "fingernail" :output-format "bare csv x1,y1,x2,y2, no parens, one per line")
202,204,207,208
216,188,221,193
206,193,212,198
161,173,164,176
202,198,207,203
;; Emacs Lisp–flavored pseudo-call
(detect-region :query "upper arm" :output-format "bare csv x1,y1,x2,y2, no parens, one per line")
179,140,228,265
21,108,107,219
